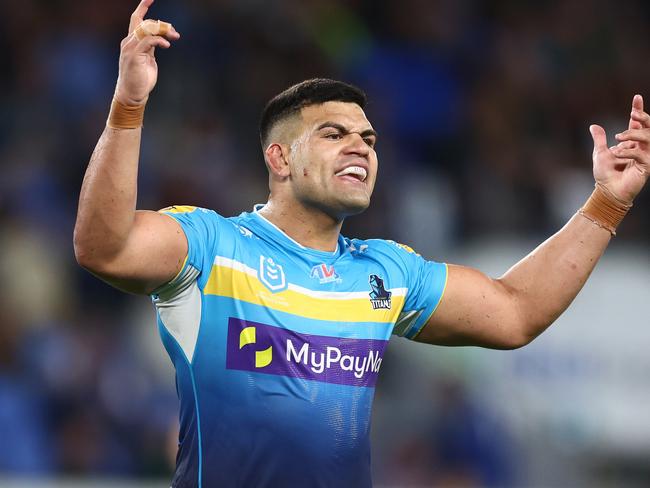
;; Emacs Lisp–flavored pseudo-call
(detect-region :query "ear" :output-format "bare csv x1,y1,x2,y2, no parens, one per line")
265,143,291,179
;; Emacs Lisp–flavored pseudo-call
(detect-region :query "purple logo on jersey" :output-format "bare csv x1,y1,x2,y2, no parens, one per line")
226,318,387,387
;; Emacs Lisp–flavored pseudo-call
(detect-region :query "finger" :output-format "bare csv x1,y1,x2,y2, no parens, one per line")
610,141,636,151
136,35,172,51
133,19,180,41
611,146,648,165
630,108,650,128
121,32,139,50
628,95,643,130
629,115,642,131
589,124,608,152
129,0,155,34
162,23,180,40
615,128,650,144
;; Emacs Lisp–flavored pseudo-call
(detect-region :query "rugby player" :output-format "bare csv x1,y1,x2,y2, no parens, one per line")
73,1,649,486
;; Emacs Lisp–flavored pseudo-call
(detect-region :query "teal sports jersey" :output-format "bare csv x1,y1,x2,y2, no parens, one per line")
152,205,448,487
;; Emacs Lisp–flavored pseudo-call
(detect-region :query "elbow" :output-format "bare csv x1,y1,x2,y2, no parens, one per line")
501,318,552,350
73,226,107,273
73,220,132,281
502,331,536,350
74,249,94,272
73,229,94,270
492,308,542,350
491,332,533,350
494,281,550,349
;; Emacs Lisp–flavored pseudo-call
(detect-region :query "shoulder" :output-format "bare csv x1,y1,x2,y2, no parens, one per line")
159,205,246,232
159,205,219,219
158,205,258,258
344,237,445,283
346,237,422,262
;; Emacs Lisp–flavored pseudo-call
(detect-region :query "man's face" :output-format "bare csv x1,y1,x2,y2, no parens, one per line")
286,101,378,220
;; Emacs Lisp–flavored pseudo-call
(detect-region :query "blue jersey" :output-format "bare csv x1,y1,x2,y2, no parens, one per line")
152,205,448,487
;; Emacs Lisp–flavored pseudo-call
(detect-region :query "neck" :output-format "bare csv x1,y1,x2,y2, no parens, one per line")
258,198,343,252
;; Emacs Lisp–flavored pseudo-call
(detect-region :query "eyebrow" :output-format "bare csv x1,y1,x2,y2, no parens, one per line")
315,121,378,140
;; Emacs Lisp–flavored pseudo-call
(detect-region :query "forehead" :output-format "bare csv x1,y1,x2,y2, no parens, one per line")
299,101,372,131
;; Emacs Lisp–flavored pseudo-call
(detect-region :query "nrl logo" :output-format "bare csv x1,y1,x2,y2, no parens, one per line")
368,274,392,310
259,255,287,292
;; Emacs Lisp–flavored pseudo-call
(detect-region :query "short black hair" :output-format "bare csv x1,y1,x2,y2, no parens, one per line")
259,78,367,148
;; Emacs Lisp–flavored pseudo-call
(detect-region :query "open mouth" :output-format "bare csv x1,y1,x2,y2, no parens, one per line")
335,165,367,182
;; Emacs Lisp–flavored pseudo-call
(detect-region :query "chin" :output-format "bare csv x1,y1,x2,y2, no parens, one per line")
336,196,371,218
303,192,371,221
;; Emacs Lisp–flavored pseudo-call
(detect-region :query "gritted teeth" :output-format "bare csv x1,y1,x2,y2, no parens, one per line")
335,166,367,181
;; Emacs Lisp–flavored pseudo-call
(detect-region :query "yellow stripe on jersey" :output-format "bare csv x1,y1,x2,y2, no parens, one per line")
204,264,404,323
159,205,198,214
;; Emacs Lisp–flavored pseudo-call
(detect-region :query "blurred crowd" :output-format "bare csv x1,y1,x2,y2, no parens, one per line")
1,0,649,484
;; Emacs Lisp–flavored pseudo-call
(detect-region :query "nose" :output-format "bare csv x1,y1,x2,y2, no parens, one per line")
343,132,370,157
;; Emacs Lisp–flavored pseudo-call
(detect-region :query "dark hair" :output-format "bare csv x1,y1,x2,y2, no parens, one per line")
259,78,367,147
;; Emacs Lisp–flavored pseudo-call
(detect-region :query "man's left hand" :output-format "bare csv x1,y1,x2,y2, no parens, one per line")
590,94,650,204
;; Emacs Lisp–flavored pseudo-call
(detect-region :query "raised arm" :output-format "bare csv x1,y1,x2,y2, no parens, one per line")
417,96,649,349
73,0,185,295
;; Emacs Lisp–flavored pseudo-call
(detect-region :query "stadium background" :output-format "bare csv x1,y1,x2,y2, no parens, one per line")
1,0,649,486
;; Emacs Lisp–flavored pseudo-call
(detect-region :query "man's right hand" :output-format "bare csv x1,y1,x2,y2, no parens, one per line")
114,0,180,106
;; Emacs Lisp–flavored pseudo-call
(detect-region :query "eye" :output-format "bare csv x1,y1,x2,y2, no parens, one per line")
364,137,376,148
325,133,342,140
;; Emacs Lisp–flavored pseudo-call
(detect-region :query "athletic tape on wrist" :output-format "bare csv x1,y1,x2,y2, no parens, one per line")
107,98,145,129
578,182,632,236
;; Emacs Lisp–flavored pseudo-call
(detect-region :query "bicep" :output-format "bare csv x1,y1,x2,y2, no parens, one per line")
415,264,527,349
85,210,188,295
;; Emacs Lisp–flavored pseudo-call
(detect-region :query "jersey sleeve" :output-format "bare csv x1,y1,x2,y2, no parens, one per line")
390,242,448,340
154,205,224,294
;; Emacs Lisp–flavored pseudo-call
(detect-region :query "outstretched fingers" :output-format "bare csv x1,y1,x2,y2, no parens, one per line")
127,0,180,40
115,0,179,106
617,95,649,149
129,0,155,34
613,101,650,167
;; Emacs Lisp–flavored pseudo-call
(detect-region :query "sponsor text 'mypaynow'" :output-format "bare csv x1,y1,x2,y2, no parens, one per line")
226,318,387,387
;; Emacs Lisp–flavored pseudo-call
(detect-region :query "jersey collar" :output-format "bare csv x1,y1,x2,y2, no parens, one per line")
249,204,344,260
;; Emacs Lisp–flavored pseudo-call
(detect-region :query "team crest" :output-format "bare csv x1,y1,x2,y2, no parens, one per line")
310,264,341,284
259,255,287,292
368,274,392,310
